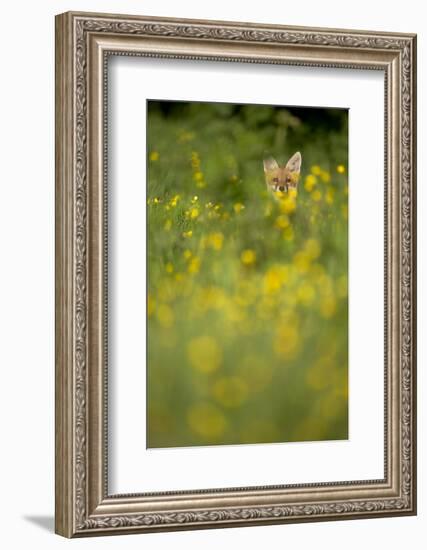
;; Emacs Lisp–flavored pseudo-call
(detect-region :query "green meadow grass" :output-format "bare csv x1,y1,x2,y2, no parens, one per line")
147,101,348,448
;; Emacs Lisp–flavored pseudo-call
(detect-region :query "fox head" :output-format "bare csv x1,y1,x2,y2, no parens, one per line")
263,152,302,197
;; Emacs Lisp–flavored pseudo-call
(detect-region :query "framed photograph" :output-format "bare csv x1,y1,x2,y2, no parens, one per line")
55,11,417,537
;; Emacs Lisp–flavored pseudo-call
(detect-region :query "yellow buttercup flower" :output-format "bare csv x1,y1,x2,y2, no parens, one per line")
320,170,331,183
274,324,299,360
156,304,174,328
188,207,199,219
241,249,256,265
311,189,322,202
207,232,224,251
212,377,248,408
275,214,290,229
169,194,181,207
293,251,311,273
187,336,222,373
187,402,226,438
337,164,346,174
263,264,290,294
325,188,335,204
279,196,296,214
297,283,316,305
304,174,317,192
149,151,159,161
304,239,321,260
320,296,337,318
282,226,294,241
233,202,245,214
188,257,201,274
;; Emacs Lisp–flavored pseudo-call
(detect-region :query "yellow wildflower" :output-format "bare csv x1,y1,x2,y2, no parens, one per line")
233,202,245,214
156,304,174,328
263,265,290,293
187,402,226,438
274,324,299,360
293,251,311,273
187,336,222,373
241,249,256,265
188,257,201,274
325,188,335,204
279,196,297,214
169,194,180,207
304,239,321,260
212,377,248,408
320,170,331,183
188,207,199,219
337,164,346,174
297,283,316,305
207,232,224,251
320,295,337,318
182,230,193,238
191,151,200,169
312,189,322,202
149,151,159,162
304,174,317,192
275,214,290,229
282,226,294,241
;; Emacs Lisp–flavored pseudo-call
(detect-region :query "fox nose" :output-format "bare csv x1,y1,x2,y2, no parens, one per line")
278,186,285,192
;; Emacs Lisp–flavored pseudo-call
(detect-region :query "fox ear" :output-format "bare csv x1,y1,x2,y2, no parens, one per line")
285,152,302,173
263,157,279,172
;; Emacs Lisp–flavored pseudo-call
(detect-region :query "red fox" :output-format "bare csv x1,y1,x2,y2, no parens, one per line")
263,152,302,200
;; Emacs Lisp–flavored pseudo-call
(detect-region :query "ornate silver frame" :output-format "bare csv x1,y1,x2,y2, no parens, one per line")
55,11,417,537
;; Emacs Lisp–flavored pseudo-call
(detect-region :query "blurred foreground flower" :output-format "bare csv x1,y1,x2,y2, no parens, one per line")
212,377,248,408
274,324,299,360
205,232,224,251
187,335,222,373
187,402,226,439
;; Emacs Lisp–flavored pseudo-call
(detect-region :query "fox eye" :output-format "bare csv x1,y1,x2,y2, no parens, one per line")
272,177,279,183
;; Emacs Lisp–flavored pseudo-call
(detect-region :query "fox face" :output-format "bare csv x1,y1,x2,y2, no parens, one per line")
263,152,302,198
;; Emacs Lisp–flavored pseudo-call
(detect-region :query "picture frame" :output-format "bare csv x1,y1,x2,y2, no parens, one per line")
55,11,417,538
